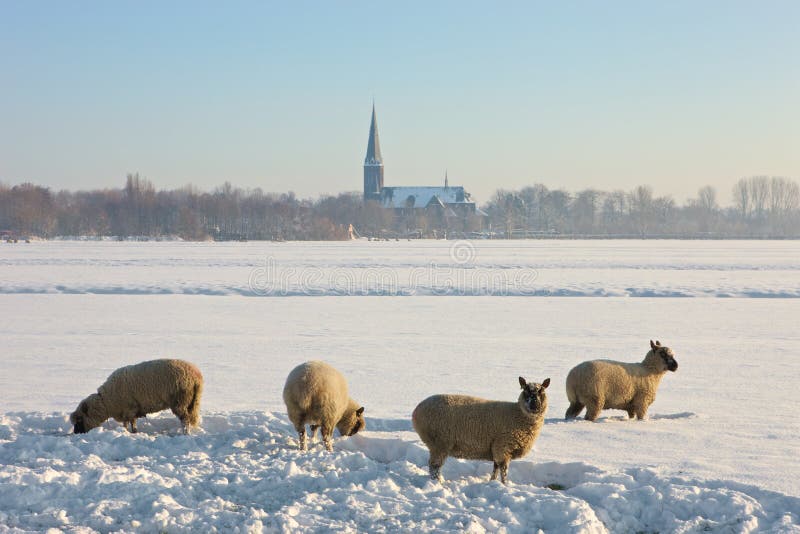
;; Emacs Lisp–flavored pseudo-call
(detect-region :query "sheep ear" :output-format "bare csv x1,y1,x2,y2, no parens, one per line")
519,377,527,388
656,340,661,346
356,406,365,416
650,340,657,350
542,378,550,389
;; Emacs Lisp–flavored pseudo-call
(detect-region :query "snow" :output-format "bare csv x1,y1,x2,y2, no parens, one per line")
1,240,799,532
2,412,797,533
2,239,798,298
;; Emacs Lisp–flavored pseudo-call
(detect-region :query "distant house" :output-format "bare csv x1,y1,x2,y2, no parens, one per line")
362,105,485,233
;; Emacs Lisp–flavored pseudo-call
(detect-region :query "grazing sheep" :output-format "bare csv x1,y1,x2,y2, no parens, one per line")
412,377,550,484
70,359,203,434
565,339,678,421
283,361,365,451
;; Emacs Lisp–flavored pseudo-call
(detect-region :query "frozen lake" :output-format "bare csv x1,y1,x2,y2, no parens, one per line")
1,240,799,532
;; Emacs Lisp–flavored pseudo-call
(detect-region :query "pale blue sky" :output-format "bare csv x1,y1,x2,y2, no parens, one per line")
1,1,798,204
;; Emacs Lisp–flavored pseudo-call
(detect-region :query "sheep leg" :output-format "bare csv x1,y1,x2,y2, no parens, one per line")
287,409,308,450
492,445,511,484
565,401,584,419
290,418,308,451
498,461,509,485
631,395,650,420
130,419,138,433
309,425,319,442
321,424,334,452
428,451,446,482
584,398,603,421
172,405,191,434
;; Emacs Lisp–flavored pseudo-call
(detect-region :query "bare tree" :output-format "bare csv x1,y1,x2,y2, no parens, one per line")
733,178,750,219
601,190,627,234
628,185,654,236
697,186,717,212
693,186,719,233
488,191,525,237
572,189,599,234
749,176,770,219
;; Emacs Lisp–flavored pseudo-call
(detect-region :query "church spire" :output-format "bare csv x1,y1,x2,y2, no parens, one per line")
363,103,385,201
365,103,382,165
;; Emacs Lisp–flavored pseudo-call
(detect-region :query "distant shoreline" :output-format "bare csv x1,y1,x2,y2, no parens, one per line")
24,235,800,242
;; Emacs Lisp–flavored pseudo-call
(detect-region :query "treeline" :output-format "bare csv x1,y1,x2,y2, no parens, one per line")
0,174,372,240
1,174,799,240
485,177,800,238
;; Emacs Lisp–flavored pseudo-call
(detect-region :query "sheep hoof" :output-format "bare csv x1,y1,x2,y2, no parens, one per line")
429,467,443,482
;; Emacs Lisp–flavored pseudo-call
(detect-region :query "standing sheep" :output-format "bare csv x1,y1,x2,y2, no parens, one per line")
70,359,203,434
283,361,365,451
565,339,678,421
412,377,550,484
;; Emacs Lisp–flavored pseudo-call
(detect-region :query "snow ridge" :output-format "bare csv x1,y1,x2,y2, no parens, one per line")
2,283,800,298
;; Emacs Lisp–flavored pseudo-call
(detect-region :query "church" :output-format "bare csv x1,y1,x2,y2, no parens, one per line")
362,105,484,232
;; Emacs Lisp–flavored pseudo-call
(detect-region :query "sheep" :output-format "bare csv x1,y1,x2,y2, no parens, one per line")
412,376,550,484
565,339,678,421
282,361,365,451
69,359,203,434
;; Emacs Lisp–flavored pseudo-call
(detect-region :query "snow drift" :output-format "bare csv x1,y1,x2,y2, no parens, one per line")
1,412,797,533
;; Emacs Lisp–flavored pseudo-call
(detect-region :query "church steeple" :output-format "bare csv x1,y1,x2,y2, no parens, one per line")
365,103,382,165
363,103,385,201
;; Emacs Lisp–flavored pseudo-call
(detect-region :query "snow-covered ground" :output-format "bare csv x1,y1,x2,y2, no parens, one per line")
2,239,799,298
1,240,799,532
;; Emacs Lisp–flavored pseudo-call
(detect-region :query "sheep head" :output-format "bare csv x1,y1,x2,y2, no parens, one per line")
336,403,366,437
518,377,550,415
647,340,678,372
69,394,107,434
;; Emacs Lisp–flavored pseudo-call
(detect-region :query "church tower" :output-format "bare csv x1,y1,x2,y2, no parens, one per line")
363,103,384,202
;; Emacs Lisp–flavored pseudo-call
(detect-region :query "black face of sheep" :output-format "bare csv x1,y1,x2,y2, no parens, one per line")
71,402,89,434
346,407,366,436
519,377,550,413
651,340,678,372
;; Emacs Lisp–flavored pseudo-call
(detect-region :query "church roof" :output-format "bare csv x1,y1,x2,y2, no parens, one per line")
380,186,472,209
364,104,383,165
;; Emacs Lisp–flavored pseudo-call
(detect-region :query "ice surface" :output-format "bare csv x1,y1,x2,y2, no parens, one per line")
1,241,799,532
